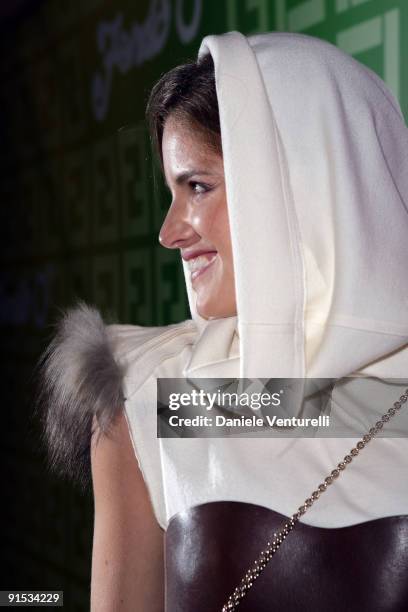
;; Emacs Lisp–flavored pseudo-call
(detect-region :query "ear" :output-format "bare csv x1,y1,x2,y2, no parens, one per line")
33,300,126,492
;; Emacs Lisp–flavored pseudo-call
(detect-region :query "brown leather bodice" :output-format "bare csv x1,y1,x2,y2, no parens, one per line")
164,501,408,611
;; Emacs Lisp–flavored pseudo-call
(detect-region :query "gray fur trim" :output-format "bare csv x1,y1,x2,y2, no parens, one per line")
33,300,126,492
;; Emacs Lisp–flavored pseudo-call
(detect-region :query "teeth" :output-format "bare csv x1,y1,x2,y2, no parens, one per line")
188,254,216,271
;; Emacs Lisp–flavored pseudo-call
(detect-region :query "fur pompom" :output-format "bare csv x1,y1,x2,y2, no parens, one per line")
33,300,126,492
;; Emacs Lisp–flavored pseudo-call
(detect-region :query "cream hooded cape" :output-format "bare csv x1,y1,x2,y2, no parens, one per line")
38,31,408,530
183,30,408,381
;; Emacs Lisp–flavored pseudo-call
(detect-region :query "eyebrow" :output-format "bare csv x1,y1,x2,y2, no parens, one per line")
173,169,214,185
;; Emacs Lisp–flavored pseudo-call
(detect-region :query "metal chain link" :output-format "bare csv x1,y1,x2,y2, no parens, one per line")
221,387,408,611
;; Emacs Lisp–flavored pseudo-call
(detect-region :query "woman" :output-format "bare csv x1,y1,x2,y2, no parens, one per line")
36,31,408,610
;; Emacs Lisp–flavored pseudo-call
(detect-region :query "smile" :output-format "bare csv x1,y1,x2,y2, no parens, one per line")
188,252,218,281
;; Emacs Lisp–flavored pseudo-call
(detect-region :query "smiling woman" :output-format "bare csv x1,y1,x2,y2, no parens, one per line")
159,116,236,319
147,53,236,320
36,30,408,612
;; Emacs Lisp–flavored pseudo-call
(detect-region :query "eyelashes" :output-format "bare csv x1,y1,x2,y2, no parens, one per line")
188,181,213,195
163,180,215,200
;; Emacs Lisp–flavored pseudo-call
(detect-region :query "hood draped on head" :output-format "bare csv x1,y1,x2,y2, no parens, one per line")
183,30,408,381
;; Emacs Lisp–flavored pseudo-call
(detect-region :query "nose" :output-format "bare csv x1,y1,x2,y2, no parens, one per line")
159,199,199,249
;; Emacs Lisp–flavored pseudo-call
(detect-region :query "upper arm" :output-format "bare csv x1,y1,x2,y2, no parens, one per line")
90,411,164,612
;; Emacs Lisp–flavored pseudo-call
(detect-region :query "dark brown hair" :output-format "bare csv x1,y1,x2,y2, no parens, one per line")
146,52,221,164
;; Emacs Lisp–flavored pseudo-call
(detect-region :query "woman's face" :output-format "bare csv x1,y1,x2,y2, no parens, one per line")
159,115,237,319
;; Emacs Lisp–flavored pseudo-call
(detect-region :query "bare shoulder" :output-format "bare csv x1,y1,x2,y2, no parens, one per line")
90,412,164,612
91,411,148,504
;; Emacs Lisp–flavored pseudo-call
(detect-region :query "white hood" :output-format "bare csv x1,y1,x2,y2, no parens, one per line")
183,31,408,380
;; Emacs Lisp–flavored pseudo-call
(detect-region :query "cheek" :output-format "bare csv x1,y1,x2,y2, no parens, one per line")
191,197,232,255
212,204,233,264
190,204,217,236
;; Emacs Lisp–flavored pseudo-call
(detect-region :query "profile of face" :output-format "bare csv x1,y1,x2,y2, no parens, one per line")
159,115,237,320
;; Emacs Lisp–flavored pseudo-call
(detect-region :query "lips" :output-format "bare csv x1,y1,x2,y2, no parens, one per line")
186,252,218,281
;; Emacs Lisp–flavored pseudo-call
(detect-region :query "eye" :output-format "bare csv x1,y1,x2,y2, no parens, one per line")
188,181,212,195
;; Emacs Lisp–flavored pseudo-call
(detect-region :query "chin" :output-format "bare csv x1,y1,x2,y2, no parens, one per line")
196,304,214,320
196,299,236,320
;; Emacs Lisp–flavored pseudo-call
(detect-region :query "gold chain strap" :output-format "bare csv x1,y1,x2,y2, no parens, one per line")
221,387,408,611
